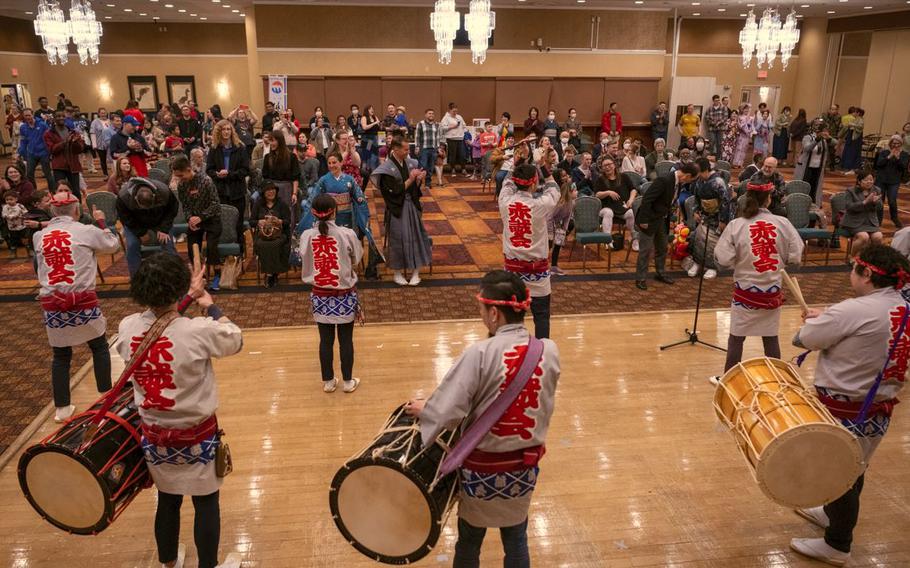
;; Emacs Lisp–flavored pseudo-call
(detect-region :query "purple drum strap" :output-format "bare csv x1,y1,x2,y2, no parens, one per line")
438,337,544,478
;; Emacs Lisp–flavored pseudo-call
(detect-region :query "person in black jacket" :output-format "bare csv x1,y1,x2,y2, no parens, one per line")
207,119,251,255
116,177,179,276
176,104,202,153
635,162,699,290
874,135,910,229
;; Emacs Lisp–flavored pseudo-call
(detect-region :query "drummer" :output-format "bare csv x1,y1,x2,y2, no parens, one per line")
406,270,560,567
708,180,803,385
119,253,243,568
789,244,910,566
34,189,120,423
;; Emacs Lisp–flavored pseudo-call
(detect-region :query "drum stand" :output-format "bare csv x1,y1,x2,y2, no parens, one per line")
660,219,726,353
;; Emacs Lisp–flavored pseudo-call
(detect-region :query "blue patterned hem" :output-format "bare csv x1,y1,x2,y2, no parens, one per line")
311,290,359,318
141,433,219,466
460,467,539,501
44,307,102,328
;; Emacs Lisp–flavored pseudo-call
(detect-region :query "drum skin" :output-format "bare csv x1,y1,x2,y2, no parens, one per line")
329,406,458,565
714,357,865,509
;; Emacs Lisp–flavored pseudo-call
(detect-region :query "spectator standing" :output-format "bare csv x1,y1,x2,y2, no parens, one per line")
772,106,792,165
296,133,320,189
116,177,179,275
176,104,202,153
272,108,300,150
43,110,84,198
542,110,560,146
109,115,151,177
99,113,122,174
440,103,468,177
677,104,701,141
840,107,865,175
89,108,110,177
721,110,740,163
347,104,363,139
207,120,250,256
229,105,258,159
600,102,623,138
705,95,728,159
794,122,831,206
789,108,808,160
733,104,755,167
523,107,544,143
34,96,54,122
753,108,773,159
18,108,55,190
333,115,352,138
563,108,582,147
360,105,382,172
496,112,514,148
261,134,301,224
651,102,669,145
173,156,224,288
415,109,440,190
123,99,144,126
261,101,280,133
874,135,909,229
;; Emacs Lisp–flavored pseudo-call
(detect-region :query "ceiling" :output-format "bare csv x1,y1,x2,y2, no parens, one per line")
0,0,907,24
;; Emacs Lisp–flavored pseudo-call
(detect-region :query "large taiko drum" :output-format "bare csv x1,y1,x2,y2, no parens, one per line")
18,385,150,534
329,404,459,565
714,357,865,508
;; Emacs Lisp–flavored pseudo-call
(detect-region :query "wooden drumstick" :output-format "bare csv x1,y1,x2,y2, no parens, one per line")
781,270,809,313
191,243,202,274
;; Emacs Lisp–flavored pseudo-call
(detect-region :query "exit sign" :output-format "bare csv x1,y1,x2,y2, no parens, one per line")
757,70,768,79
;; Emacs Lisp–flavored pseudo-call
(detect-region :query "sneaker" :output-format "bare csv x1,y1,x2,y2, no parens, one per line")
176,234,187,243
215,552,242,568
681,256,695,271
704,269,717,279
789,538,849,566
795,506,830,529
54,404,76,423
323,378,338,393
632,239,639,252
550,266,566,276
161,543,186,568
209,275,221,291
708,375,722,386
343,378,360,393
687,262,701,278
409,271,421,286
393,271,409,286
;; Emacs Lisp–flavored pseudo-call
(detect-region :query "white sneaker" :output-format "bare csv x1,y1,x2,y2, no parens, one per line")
216,552,242,568
795,506,831,529
323,378,338,393
161,543,186,568
704,269,717,279
789,537,849,566
393,271,409,286
681,256,695,271
708,375,722,386
343,378,360,393
409,271,421,286
632,239,639,252
54,404,76,423
687,262,701,278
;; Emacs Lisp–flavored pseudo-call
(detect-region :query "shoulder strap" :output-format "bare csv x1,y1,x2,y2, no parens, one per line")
437,336,545,478
857,301,910,423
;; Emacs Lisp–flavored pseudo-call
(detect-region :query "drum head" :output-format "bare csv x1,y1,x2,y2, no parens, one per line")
19,447,109,534
330,460,440,565
756,423,865,509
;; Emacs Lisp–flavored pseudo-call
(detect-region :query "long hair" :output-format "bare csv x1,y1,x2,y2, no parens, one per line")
311,193,336,237
114,157,136,185
740,189,771,219
271,134,291,166
211,119,242,150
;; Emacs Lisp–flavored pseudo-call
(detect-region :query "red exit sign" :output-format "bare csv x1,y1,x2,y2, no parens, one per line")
757,70,768,79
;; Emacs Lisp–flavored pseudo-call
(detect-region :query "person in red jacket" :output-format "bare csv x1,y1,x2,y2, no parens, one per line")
123,99,146,126
601,102,623,139
43,110,85,198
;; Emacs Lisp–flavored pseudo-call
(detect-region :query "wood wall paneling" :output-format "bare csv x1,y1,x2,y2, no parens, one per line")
495,79,553,123
548,79,605,124
842,32,873,57
381,79,442,121
0,16,43,53
324,78,383,117
286,79,326,120
604,80,660,124
440,79,496,123
827,10,910,34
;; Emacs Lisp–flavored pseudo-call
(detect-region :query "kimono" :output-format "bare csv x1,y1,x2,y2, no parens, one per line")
370,155,432,271
34,216,120,348
796,287,908,461
499,179,560,298
733,114,755,167
690,172,731,270
721,117,738,163
753,115,773,157
118,311,243,495
419,323,560,527
299,222,363,325
714,209,803,336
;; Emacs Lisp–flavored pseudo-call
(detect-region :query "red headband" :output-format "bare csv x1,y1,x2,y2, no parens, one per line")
746,181,774,193
312,209,334,220
49,191,78,206
512,175,538,188
475,290,532,312
854,257,910,289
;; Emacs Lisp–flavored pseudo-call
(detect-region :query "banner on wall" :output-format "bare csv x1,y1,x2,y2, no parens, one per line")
268,75,287,110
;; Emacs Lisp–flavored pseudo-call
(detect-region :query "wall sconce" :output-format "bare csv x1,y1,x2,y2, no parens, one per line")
216,79,229,99
98,80,112,100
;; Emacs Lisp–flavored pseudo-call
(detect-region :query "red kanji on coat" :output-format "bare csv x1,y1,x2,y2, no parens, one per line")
507,201,533,249
883,306,910,383
131,335,177,411
749,220,779,273
312,234,340,287
490,344,543,440
42,229,76,285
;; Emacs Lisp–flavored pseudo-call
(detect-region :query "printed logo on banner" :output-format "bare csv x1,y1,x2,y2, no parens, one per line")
267,75,287,110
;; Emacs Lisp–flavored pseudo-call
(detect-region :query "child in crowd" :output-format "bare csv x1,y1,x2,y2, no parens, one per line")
3,191,29,256
435,142,447,188
394,106,409,132
164,125,185,156
548,170,577,276
469,130,484,181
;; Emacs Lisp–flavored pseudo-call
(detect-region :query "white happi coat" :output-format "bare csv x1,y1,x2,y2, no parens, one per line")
499,179,560,298
300,222,364,325
714,209,803,336
34,216,120,347
420,323,560,527
797,287,909,461
118,311,243,495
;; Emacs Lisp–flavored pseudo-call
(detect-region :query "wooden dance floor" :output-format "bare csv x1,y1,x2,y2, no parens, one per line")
2,309,909,567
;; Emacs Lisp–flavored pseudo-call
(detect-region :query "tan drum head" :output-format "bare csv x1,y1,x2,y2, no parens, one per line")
756,423,865,509
22,449,107,532
334,464,433,561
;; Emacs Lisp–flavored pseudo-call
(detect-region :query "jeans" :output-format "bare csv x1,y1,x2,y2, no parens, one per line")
123,224,178,276
51,334,111,407
27,155,55,191
418,148,437,189
453,517,530,568
318,321,355,382
187,217,223,268
53,169,82,198
723,335,780,372
824,474,865,553
95,147,109,177
495,170,509,197
708,130,724,158
530,294,551,339
155,490,221,568
635,221,668,280
879,181,901,225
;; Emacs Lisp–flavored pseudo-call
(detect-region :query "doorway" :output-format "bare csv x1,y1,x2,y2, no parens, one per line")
740,85,781,114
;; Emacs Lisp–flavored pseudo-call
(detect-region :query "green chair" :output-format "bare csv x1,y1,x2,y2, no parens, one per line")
572,196,613,271
217,204,243,260
655,160,675,179
785,180,811,195
170,202,188,240
716,160,732,172
786,192,832,264
829,192,854,262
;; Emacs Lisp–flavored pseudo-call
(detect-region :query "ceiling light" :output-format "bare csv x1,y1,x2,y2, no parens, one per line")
839,0,848,3
718,8,726,12
164,3,173,6
863,5,872,8
25,10,33,14
692,12,700,16
634,0,644,4
231,9,238,12
106,3,114,6
577,0,585,3
140,12,146,15
190,13,196,16
238,13,244,16
430,0,459,64
740,13,747,17
200,16,207,19
178,8,186,12
465,0,495,64
827,10,835,13
104,15,110,19
123,8,131,11
801,4,809,7
691,2,700,5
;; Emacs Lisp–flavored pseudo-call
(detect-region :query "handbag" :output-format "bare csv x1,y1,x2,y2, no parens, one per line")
215,429,233,478
553,226,567,247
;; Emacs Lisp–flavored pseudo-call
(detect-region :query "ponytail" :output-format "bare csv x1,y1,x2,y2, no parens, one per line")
311,193,336,237
740,189,770,219
319,218,328,237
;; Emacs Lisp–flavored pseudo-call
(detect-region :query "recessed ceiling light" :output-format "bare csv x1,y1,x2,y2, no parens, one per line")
747,3,755,6
239,13,244,16
106,3,114,6
140,12,146,15
178,8,186,12
25,10,33,13
576,0,585,3
718,8,725,11
223,4,230,6
190,13,197,16
796,14,804,18
801,4,809,7
827,10,836,13
231,9,238,12
123,8,131,11
692,12,700,16
164,3,173,6
104,15,111,19
740,13,747,17
839,0,848,3
864,5,872,8
691,2,700,5
634,0,644,4
200,16,207,20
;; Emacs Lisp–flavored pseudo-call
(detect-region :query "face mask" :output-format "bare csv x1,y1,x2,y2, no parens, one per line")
623,143,631,150
696,142,705,150
561,138,569,144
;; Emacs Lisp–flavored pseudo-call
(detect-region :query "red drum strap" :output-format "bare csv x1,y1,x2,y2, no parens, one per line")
141,415,218,448
816,392,899,420
462,445,545,474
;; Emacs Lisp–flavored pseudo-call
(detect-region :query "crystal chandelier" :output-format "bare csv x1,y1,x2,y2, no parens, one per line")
739,7,799,70
430,0,460,65
69,0,103,65
465,0,495,64
34,0,70,65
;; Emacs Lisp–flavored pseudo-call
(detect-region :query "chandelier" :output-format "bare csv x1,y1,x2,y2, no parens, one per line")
34,0,70,65
465,0,495,64
738,8,799,70
430,0,460,64
69,0,103,65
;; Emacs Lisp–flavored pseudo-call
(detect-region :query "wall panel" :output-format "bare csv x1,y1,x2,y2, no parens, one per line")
381,79,442,120
440,79,496,122
324,78,382,116
548,79,604,124
495,80,553,122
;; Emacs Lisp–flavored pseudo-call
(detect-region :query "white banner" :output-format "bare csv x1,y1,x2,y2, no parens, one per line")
267,75,287,110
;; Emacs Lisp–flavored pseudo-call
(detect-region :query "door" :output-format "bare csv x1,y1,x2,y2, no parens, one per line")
740,85,781,115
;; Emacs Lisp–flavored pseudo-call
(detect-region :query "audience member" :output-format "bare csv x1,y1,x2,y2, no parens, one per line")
262,134,301,224
273,108,300,150
116,177,179,276
43,110,85,198
685,157,730,280
109,115,151,177
753,108,773,159
563,108,582,149
440,103,468,177
840,169,883,256
495,112,514,148
18,108,55,190
228,105,258,158
839,107,865,175
173,155,224,288
571,152,596,196
732,104,755,167
207,119,250,255
789,108,808,160
651,102,669,143
548,169,576,276
594,156,637,250
874,135,909,229
89,108,110,177
107,157,136,194
415,109,439,190
705,95,728,159
542,110,560,146
296,133,320,189
262,101,279,133
601,102,622,138
772,106,791,165
523,107,544,142
677,104,701,141
645,138,673,179
621,142,646,177
4,164,35,207
251,182,291,287
795,121,831,205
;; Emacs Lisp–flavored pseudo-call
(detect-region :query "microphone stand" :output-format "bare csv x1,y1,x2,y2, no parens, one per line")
660,216,726,352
